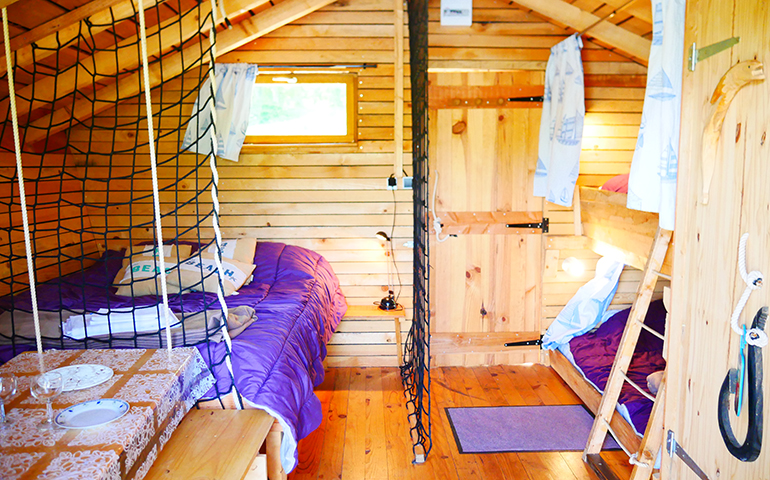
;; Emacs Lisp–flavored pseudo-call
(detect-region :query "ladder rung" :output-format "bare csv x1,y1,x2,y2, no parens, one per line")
635,319,666,341
653,270,671,281
600,418,638,461
621,371,656,402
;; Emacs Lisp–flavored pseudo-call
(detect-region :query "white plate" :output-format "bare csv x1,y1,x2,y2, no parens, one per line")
55,399,130,429
50,364,114,392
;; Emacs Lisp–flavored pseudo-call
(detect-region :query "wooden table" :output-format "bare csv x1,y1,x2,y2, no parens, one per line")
0,347,215,480
343,305,407,365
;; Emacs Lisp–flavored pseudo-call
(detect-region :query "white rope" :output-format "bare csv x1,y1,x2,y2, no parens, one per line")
217,0,230,28
136,0,173,353
2,8,45,373
205,14,242,409
430,172,449,243
600,418,650,468
209,0,219,26
730,233,767,347
629,453,650,469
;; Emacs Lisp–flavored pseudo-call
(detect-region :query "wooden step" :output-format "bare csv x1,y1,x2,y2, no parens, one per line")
146,409,274,480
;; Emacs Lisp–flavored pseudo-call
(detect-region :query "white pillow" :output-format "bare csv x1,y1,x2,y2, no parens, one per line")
168,255,256,296
114,257,181,297
202,238,257,264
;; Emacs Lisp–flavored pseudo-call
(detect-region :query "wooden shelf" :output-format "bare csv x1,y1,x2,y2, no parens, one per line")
344,304,407,319
343,304,406,365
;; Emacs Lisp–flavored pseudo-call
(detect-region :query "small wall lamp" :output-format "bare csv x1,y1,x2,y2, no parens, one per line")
562,256,585,277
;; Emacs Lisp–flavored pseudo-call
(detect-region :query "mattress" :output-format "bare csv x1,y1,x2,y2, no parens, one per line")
0,241,347,472
563,299,667,435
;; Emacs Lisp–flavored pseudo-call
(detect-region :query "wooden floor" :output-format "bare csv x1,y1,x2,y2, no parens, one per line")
288,365,633,480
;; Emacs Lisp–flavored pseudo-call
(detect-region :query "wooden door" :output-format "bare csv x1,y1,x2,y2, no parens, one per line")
429,71,544,366
666,1,770,478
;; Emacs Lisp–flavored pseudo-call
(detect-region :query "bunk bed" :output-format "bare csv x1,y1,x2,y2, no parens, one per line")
547,185,673,455
0,241,347,473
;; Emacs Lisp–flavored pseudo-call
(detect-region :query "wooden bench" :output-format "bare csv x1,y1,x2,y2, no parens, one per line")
146,409,274,480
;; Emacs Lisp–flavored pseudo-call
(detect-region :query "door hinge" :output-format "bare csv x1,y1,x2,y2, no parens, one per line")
688,37,740,71
506,217,549,233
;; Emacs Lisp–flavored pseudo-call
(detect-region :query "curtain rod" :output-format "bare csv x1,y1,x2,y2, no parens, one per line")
257,63,378,69
577,0,640,37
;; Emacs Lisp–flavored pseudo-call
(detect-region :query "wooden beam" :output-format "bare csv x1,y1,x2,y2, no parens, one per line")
603,0,652,25
5,0,271,118
23,0,339,144
439,210,543,235
429,85,544,109
431,331,541,355
0,0,164,76
7,0,126,52
512,0,651,64
0,0,22,10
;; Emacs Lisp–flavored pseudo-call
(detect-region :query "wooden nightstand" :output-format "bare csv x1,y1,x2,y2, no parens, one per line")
343,304,407,365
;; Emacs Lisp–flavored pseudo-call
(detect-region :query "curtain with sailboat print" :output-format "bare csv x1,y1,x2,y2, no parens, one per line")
182,63,259,161
626,0,685,231
533,34,585,208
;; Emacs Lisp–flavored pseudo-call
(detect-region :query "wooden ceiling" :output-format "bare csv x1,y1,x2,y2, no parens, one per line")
0,0,652,147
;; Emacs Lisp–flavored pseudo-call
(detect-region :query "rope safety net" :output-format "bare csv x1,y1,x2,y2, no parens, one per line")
0,0,241,404
401,0,431,461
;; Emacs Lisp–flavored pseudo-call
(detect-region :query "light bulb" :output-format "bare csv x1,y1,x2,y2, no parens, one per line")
562,257,584,277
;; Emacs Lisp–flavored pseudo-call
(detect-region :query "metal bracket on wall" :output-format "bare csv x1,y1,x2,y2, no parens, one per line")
688,37,740,71
506,217,549,233
666,430,710,480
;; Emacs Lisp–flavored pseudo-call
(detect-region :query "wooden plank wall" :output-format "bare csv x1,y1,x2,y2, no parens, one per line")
666,1,770,478
57,0,655,365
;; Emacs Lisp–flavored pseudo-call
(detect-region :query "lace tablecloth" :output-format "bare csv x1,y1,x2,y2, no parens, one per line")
0,348,215,480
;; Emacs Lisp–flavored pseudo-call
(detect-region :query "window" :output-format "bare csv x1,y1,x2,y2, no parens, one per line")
245,73,358,144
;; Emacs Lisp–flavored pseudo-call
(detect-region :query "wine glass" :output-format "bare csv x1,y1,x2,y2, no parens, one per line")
30,372,63,431
0,373,17,425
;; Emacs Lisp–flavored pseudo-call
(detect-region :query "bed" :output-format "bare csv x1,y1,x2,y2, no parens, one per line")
0,240,347,473
549,300,667,452
547,184,673,453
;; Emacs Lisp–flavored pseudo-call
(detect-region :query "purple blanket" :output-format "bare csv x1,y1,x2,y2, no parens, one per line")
568,300,667,434
0,241,347,472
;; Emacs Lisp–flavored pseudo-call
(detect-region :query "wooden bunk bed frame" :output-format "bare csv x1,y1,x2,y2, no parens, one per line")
548,186,674,469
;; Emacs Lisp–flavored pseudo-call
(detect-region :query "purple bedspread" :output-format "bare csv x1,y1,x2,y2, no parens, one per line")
0,241,347,472
568,300,667,434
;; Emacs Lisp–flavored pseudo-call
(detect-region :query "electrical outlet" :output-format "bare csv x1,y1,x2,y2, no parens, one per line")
387,176,398,190
403,176,413,189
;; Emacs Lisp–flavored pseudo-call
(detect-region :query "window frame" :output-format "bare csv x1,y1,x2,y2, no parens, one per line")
244,73,358,145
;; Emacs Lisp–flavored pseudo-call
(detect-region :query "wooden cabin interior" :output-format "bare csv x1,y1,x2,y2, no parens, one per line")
0,0,769,478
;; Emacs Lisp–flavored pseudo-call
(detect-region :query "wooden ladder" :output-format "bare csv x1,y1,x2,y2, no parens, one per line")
583,227,673,480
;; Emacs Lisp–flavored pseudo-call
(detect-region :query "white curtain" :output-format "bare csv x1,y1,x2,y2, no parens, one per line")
534,34,585,207
626,0,685,230
182,63,258,161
